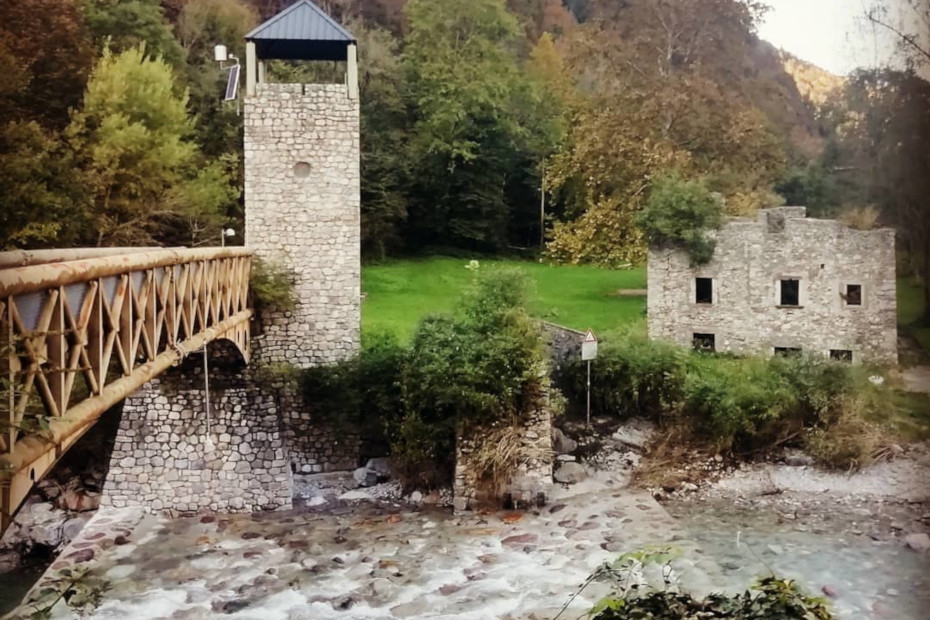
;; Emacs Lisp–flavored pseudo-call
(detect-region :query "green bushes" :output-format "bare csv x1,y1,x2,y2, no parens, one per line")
591,577,834,620
298,268,546,488
560,325,685,420
576,548,834,620
635,174,725,266
250,257,296,311
558,331,889,468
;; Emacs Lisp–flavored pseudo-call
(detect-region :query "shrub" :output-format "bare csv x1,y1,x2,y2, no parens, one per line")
295,268,546,489
560,330,889,468
682,355,799,452
250,257,296,311
395,268,546,486
558,324,685,421
635,173,724,266
299,331,407,455
591,577,834,619
578,548,834,620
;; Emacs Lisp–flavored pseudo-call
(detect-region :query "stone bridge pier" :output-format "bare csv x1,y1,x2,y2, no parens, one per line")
100,342,292,513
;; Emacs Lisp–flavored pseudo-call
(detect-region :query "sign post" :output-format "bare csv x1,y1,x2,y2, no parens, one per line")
581,329,598,427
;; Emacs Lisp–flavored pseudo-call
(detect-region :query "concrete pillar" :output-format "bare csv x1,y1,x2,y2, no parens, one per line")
347,44,358,100
245,42,257,97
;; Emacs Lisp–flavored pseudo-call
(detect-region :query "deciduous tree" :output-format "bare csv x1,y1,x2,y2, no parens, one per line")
67,47,236,246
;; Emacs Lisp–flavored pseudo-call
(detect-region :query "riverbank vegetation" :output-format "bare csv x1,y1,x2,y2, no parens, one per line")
302,268,547,488
557,325,909,472
572,548,834,620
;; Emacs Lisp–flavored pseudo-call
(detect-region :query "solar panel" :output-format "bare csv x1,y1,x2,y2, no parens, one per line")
225,65,240,101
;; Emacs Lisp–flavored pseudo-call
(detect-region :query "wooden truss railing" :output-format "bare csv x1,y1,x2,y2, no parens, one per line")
0,248,252,532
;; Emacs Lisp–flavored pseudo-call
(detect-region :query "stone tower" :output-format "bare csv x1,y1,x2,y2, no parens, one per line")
243,0,360,367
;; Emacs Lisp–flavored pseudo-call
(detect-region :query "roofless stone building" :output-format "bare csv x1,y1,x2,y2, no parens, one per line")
647,207,898,365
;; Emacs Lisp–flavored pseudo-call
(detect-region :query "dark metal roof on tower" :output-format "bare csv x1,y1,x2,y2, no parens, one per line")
245,0,355,61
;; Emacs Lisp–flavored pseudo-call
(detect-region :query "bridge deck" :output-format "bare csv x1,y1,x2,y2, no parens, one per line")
0,248,252,533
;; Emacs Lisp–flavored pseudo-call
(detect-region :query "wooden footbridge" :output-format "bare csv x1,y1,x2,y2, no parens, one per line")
0,248,253,532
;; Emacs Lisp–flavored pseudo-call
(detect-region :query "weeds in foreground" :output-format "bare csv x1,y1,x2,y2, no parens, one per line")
556,546,834,620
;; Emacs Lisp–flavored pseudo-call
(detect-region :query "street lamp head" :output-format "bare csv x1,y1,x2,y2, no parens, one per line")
223,228,236,237
214,44,228,63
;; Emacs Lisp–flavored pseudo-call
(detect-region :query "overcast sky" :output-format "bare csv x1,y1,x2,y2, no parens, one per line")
758,0,897,75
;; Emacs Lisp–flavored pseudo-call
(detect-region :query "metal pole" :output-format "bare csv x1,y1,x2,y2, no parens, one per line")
586,360,591,427
539,171,546,249
203,343,212,436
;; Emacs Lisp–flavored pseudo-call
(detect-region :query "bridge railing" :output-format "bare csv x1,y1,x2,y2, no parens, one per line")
0,248,253,531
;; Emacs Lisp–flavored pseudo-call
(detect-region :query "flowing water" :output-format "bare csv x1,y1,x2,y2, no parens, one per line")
4,477,928,619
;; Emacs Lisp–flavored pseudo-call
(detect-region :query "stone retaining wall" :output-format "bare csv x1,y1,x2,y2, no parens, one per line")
453,379,554,513
100,346,292,514
276,387,360,474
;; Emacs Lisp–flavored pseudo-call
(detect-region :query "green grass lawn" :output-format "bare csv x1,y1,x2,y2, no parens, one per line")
362,257,646,341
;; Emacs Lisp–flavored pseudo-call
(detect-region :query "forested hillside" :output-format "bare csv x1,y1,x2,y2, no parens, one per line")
1,0,927,302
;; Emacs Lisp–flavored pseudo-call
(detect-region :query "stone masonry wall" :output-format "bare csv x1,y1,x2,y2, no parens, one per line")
277,387,359,474
244,82,362,473
647,207,898,364
454,379,554,513
100,348,292,514
244,82,360,367
540,321,584,371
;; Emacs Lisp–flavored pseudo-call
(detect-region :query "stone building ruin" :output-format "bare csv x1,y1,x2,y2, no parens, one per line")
647,207,898,365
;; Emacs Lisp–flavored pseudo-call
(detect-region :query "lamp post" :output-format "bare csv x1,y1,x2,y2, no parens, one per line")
221,228,236,247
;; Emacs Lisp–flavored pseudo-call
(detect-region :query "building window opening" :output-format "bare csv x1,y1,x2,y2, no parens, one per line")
830,349,853,362
693,333,716,352
845,284,862,306
774,347,802,357
779,279,800,306
695,278,714,304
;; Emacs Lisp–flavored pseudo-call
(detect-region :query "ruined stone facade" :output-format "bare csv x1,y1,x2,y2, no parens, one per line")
101,346,292,513
244,82,360,367
648,207,898,364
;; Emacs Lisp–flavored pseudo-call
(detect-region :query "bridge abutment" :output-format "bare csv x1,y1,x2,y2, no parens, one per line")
100,347,292,513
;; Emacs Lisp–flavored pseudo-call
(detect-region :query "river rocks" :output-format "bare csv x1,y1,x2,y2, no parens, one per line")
339,490,372,501
61,487,102,512
611,418,655,450
552,428,578,454
784,450,815,467
2,501,70,550
904,533,930,552
554,462,588,484
353,467,378,488
502,533,537,546
366,457,393,478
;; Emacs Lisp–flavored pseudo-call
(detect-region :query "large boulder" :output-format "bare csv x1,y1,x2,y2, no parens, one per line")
553,462,588,484
365,457,393,478
905,533,930,553
611,418,656,450
354,467,378,488
552,428,578,455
